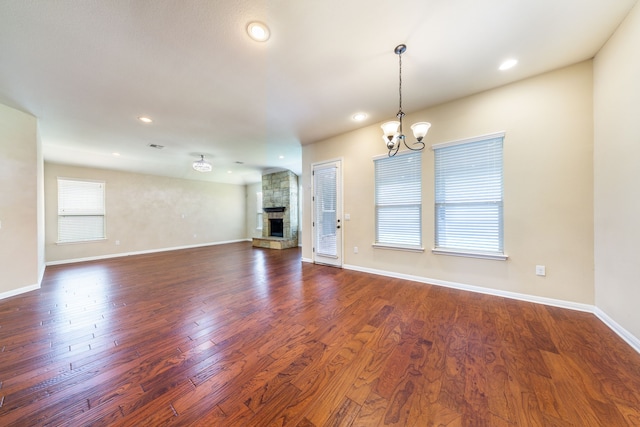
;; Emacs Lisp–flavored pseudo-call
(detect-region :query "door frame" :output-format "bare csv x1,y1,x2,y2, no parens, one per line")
311,158,343,267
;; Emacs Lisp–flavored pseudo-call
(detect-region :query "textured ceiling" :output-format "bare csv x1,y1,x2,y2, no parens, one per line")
0,0,636,184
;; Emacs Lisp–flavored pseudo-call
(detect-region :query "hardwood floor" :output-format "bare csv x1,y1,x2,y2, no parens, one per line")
1,242,639,426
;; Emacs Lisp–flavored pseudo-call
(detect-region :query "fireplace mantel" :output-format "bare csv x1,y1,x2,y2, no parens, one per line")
263,207,286,213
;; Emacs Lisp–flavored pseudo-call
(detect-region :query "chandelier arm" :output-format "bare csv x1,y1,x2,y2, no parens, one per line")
388,143,401,157
403,139,426,151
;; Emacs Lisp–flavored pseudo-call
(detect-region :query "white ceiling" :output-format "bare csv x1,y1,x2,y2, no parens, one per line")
0,0,636,185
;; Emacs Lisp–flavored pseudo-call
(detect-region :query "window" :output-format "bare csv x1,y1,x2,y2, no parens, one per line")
57,178,106,243
314,164,338,256
374,151,422,250
433,132,505,259
256,191,263,230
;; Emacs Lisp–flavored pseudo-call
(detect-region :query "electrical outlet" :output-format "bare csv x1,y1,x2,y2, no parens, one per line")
115,240,120,245
354,246,358,254
535,265,546,276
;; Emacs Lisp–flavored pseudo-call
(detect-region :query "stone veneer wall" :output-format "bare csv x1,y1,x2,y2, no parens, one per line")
253,170,298,249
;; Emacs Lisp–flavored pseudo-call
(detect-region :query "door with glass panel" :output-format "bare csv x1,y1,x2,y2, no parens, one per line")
312,160,342,267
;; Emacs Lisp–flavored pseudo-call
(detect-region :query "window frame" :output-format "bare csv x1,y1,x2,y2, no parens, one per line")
256,191,263,230
57,177,106,244
432,132,507,260
373,150,424,252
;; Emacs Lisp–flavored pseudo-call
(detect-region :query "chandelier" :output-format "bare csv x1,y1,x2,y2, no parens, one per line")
381,44,431,157
192,155,212,172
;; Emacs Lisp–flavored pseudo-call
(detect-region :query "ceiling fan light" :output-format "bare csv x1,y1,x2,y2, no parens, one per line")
411,122,431,141
192,155,212,172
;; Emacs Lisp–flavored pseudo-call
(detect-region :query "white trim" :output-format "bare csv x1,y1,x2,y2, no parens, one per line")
341,263,639,355
594,307,640,354
46,239,250,266
38,262,46,288
57,176,105,184
56,238,108,245
0,283,40,301
301,257,313,263
432,248,508,260
343,263,592,312
372,243,425,253
431,131,506,150
372,149,421,161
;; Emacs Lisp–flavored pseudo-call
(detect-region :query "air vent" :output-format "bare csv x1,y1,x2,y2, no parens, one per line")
264,207,286,213
148,144,165,149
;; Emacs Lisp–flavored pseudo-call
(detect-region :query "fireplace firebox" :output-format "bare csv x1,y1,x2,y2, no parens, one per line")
269,218,284,237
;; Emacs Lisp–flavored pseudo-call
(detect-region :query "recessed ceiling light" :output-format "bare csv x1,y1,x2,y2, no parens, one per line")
227,170,233,174
247,22,270,42
112,152,120,156
278,155,284,159
499,59,518,71
352,112,368,122
138,116,153,123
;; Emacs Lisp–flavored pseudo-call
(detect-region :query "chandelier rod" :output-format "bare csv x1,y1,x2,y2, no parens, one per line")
396,44,406,135
398,47,402,115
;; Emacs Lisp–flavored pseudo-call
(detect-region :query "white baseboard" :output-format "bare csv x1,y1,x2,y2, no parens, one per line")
343,263,639,354
301,257,313,263
594,307,640,354
46,239,250,266
39,263,46,285
0,283,40,301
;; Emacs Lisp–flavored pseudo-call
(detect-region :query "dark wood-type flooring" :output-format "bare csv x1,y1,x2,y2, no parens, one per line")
1,242,639,426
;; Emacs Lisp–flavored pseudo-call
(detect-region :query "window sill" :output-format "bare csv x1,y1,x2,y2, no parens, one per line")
372,243,425,253
56,238,107,245
432,248,508,261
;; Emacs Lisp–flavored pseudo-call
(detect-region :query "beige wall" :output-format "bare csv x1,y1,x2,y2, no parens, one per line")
303,61,594,304
0,103,40,295
594,2,640,339
45,163,247,262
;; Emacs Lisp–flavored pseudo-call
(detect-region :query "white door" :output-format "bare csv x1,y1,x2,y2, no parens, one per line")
312,160,342,267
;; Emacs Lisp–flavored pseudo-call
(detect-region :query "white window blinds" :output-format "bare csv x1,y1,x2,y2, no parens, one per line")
314,165,338,256
57,178,106,243
374,151,422,248
433,134,504,257
256,191,263,230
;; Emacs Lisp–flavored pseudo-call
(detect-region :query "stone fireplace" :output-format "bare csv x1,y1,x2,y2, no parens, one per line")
252,170,298,250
